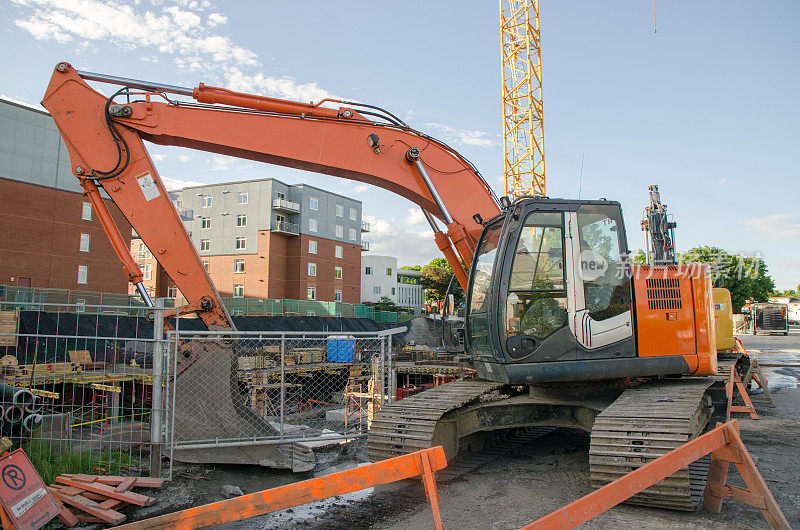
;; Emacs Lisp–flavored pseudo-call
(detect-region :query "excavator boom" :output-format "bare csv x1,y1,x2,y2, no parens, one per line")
42,63,500,327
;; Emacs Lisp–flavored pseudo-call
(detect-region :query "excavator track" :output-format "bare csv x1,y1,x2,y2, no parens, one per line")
589,378,716,511
367,380,503,461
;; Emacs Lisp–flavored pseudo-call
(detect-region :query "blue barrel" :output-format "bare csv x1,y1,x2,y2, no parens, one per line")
326,335,356,362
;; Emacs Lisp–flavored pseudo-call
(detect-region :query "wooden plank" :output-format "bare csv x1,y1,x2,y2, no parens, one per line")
118,447,447,530
62,475,164,489
115,477,137,493
50,490,126,525
55,477,155,506
68,350,93,363
47,488,80,527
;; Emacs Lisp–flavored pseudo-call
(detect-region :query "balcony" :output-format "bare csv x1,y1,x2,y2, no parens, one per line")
272,197,300,213
361,240,370,251
271,221,299,236
361,221,370,232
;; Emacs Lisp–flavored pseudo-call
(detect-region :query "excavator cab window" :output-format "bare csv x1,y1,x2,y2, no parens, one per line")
504,212,568,350
576,204,631,321
466,221,504,359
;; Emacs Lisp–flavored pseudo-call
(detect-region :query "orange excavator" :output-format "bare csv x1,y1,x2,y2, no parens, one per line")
43,63,739,510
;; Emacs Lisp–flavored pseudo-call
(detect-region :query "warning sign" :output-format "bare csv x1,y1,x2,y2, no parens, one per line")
0,449,59,530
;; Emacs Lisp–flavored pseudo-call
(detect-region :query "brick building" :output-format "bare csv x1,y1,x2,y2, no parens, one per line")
132,178,370,303
0,99,131,293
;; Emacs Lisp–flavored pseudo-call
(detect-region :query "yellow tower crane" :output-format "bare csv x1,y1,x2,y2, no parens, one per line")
500,0,545,199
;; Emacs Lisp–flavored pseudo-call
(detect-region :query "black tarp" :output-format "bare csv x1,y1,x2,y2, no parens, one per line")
15,312,399,365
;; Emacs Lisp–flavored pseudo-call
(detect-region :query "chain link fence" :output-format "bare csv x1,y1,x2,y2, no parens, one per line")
0,300,167,483
164,325,403,473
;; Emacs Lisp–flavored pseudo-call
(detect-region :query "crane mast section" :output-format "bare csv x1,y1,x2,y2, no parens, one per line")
500,0,545,199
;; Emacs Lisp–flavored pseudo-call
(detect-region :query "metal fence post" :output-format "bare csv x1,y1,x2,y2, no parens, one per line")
388,334,395,403
280,334,285,437
150,298,164,478
379,336,386,406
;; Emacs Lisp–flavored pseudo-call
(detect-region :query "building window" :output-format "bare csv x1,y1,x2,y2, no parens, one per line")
392,287,396,295
307,286,316,300
310,196,318,210
276,191,286,200
365,266,372,275
202,261,209,271
349,208,357,221
237,214,247,227
203,196,212,208
309,240,317,254
233,284,244,298
335,245,343,259
167,286,178,298
200,239,210,251
137,243,152,260
82,202,92,220
334,289,342,302
141,263,152,281
373,286,381,295
76,299,86,313
308,262,317,276
235,237,246,250
237,191,248,204
234,259,245,273
335,266,342,279
336,225,343,238
336,204,344,217
77,265,88,284
79,233,90,252
201,217,211,229
349,228,357,241
387,267,392,276
309,218,318,232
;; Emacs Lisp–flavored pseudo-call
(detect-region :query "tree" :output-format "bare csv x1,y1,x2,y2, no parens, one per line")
631,249,647,265
680,245,775,313
400,265,422,271
420,258,463,308
372,296,399,312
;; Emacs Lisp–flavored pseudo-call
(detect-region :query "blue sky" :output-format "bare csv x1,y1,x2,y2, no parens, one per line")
1,0,798,288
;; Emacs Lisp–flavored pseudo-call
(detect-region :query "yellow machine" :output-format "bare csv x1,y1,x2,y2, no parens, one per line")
713,288,735,352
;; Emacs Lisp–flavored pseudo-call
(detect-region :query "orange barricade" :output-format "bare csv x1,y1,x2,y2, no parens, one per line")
118,446,446,530
522,420,789,530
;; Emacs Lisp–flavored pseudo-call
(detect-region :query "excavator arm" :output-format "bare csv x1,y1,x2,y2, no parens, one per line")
42,63,500,329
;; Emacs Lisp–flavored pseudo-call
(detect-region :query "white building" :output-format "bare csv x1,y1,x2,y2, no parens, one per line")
361,255,424,309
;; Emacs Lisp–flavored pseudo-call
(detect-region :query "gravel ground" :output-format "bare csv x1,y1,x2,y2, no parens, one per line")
134,327,800,529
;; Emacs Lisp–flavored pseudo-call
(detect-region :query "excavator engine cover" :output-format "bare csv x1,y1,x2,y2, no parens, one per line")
631,264,717,376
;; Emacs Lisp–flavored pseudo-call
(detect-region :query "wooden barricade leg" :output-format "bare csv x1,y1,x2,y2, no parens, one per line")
703,424,790,529
420,452,444,530
743,360,775,408
728,369,758,420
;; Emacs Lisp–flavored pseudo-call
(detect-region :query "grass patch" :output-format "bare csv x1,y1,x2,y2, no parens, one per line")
21,439,139,485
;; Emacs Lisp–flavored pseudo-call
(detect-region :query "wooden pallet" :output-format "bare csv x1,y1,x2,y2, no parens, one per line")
0,309,19,347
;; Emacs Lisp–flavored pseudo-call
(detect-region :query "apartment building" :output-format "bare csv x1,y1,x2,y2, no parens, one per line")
133,178,370,303
0,99,132,293
361,255,424,310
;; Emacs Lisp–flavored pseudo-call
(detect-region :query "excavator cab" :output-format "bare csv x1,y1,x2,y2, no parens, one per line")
467,197,637,383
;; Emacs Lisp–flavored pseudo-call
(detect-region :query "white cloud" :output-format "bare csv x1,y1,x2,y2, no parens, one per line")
404,207,427,227
151,153,167,161
224,67,333,103
717,178,727,185
203,154,252,171
742,213,800,241
353,184,369,194
178,154,191,162
139,55,159,63
207,12,227,27
423,122,498,149
363,215,438,267
160,175,203,190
